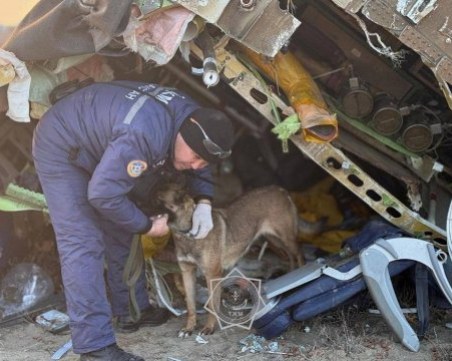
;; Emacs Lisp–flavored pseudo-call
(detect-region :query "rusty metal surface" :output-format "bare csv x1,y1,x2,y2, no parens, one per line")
359,0,452,86
174,0,300,57
435,56,452,81
216,46,447,243
399,26,444,63
362,1,407,32
399,0,452,85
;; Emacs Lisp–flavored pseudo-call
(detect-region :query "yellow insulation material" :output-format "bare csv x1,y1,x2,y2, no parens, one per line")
291,178,362,253
291,178,344,230
309,230,357,254
240,47,338,143
141,232,171,259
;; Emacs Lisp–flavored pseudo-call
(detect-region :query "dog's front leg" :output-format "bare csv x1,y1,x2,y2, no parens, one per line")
173,273,185,296
200,267,222,335
178,261,197,337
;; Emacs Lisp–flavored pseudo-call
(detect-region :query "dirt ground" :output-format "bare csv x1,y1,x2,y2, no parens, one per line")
2,215,452,360
1,305,452,361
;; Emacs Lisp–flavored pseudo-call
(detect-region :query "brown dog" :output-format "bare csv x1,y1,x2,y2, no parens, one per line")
157,184,305,336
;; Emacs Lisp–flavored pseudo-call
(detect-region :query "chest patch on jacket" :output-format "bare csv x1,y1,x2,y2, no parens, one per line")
127,160,148,178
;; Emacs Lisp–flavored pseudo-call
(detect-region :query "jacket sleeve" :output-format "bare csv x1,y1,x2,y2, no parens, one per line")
87,128,155,234
189,166,214,201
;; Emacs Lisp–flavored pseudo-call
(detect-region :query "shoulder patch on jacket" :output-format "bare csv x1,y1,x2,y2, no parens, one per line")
127,160,148,178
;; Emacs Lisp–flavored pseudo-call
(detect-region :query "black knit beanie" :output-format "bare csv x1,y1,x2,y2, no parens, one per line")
179,108,234,164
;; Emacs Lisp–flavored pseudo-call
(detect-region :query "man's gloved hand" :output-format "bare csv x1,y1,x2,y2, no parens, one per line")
189,202,213,239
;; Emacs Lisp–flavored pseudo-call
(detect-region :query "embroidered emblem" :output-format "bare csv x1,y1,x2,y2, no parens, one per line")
127,160,148,178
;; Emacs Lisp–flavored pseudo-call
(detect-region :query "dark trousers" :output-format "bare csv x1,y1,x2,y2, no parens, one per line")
33,142,149,354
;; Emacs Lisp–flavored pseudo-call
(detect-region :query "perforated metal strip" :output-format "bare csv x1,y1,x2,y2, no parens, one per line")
216,47,447,244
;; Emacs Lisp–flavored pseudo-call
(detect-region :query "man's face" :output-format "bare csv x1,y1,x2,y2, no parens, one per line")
173,133,209,170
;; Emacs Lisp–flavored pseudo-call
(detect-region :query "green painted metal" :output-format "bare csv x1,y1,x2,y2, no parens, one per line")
0,183,48,213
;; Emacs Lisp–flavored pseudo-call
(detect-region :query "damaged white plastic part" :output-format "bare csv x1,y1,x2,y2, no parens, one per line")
360,237,452,352
447,194,452,256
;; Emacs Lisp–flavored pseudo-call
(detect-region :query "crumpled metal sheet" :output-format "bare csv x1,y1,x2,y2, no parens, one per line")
396,0,438,24
173,0,300,57
436,56,452,81
338,0,452,107
330,0,452,89
329,0,369,13
399,26,444,63
361,1,407,31
362,0,452,83
174,0,230,23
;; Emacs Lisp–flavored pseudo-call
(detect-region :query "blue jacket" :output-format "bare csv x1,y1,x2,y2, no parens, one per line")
34,81,213,233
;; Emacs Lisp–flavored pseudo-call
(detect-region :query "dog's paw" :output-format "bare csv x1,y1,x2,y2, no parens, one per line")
199,325,215,335
178,328,194,338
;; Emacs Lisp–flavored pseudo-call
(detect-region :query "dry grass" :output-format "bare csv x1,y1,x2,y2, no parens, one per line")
425,308,452,361
314,307,367,356
290,297,452,361
428,327,452,361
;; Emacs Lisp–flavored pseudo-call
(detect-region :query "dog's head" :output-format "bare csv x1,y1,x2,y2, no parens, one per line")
156,183,196,232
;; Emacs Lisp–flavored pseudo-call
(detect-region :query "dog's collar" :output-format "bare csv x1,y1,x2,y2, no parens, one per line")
169,225,193,237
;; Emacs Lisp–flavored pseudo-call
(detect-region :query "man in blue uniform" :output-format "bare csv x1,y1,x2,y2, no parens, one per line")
32,81,234,361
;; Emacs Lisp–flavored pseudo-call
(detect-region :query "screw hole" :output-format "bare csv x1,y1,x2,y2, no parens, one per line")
366,189,382,201
386,207,401,218
348,174,364,187
250,88,268,104
326,157,341,170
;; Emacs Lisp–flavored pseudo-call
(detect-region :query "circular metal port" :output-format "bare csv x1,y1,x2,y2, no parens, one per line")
401,123,433,152
240,0,256,10
342,88,374,119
